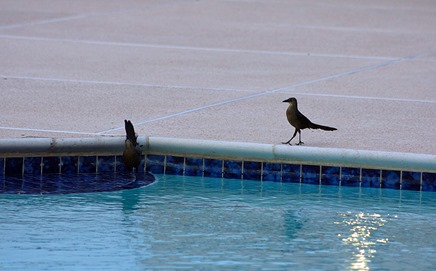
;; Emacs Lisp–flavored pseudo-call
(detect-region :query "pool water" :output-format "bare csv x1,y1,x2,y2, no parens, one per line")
1,175,435,270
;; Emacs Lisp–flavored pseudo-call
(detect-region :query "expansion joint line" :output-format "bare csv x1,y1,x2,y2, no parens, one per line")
99,49,431,134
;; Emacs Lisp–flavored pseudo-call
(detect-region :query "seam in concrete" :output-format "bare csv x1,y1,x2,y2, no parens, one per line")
0,14,91,30
0,34,398,61
0,74,247,93
97,91,274,134
0,126,99,136
0,8,135,30
293,92,436,104
99,52,431,133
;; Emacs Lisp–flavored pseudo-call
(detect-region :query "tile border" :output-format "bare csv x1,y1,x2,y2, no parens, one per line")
0,136,435,192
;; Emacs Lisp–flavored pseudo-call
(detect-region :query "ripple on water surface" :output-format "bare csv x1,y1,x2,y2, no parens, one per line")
0,175,435,270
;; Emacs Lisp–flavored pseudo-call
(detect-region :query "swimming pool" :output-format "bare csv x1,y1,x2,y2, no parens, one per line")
1,175,435,270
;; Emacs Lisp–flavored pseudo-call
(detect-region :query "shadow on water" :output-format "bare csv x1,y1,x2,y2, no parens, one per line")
284,209,304,239
121,186,145,212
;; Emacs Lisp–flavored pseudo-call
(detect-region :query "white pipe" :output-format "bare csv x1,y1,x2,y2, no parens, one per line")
147,137,436,172
0,137,123,156
0,137,435,172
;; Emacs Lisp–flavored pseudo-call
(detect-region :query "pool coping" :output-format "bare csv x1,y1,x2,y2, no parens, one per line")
1,137,435,192
0,136,435,172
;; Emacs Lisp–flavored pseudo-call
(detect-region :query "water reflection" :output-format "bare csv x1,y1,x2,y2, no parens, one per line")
0,172,154,194
337,212,390,270
121,187,142,212
283,209,304,239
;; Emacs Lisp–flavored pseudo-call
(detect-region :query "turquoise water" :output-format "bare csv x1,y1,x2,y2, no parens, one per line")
1,175,435,270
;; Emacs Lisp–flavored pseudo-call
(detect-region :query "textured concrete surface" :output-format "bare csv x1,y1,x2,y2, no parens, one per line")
1,0,435,154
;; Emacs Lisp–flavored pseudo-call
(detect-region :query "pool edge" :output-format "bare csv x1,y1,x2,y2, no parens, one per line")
0,136,434,173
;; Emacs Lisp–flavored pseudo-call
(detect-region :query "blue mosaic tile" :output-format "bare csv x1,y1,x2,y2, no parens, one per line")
137,156,145,173
382,170,401,190
24,157,42,175
341,167,360,187
23,175,43,192
204,159,223,178
5,157,23,175
166,155,185,175
97,156,116,173
301,165,320,185
0,158,4,175
223,160,242,179
244,161,262,171
56,175,76,192
361,168,381,188
145,154,165,174
61,156,78,174
263,162,281,182
40,176,61,193
43,157,61,174
115,156,124,173
282,164,300,183
116,154,145,174
243,161,262,180
2,175,24,192
78,156,97,174
321,166,340,186
401,171,421,191
185,157,203,177
422,172,436,192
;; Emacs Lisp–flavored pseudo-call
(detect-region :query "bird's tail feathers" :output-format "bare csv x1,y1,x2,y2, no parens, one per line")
124,120,138,146
310,123,337,131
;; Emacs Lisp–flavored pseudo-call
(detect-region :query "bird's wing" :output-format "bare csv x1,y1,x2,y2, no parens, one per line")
296,110,313,128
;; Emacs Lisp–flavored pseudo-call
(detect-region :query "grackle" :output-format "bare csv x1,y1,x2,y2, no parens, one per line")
282,97,337,145
123,120,141,172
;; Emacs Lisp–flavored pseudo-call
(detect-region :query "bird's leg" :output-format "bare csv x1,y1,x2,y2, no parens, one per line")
282,129,298,145
296,130,304,145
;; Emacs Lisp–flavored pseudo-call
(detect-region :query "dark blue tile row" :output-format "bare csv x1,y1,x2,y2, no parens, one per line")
144,155,436,192
0,155,145,175
1,154,435,192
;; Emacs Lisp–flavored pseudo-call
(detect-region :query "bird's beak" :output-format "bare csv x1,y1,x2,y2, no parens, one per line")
282,99,289,103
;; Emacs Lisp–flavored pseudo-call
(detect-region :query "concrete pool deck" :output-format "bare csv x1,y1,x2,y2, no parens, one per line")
1,0,435,155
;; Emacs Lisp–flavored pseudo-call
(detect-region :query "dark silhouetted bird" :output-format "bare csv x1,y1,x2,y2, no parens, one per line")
123,120,141,172
282,97,337,145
